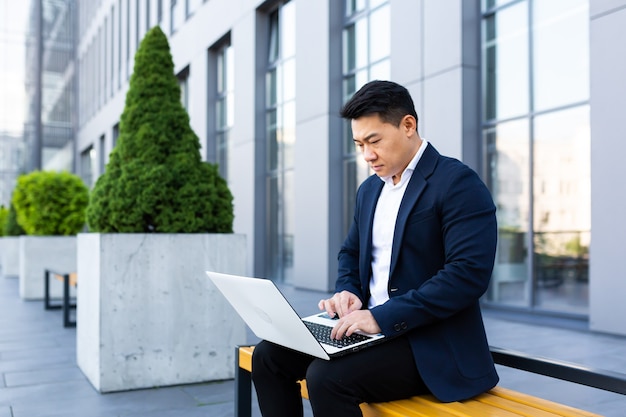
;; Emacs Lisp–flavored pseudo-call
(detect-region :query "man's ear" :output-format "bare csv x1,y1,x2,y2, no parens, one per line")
402,115,417,136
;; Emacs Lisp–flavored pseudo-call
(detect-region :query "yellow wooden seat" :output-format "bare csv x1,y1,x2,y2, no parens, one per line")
236,345,602,417
52,271,77,287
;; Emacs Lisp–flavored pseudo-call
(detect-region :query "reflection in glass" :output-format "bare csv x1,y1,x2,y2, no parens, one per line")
171,0,185,33
533,106,590,314
485,120,530,305
345,0,366,16
483,1,528,121
188,0,203,16
481,0,591,316
267,176,280,279
216,44,234,180
369,5,390,64
532,0,589,112
342,0,389,236
80,146,95,187
483,0,517,11
266,1,296,282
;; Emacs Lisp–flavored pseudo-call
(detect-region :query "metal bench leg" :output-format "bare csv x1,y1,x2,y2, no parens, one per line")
235,347,252,417
44,269,53,310
62,274,76,328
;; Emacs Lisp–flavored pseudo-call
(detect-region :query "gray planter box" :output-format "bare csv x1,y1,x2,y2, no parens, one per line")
19,236,77,300
76,233,247,393
0,236,20,278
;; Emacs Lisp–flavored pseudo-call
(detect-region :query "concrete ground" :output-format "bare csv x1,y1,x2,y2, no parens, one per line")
1,275,625,417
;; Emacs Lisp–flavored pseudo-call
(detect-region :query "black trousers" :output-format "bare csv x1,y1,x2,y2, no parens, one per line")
251,336,430,417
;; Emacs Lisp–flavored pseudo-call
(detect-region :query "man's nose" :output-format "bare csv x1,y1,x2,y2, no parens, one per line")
363,146,376,162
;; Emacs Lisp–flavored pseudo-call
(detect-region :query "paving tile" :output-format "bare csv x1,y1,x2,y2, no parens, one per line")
0,406,12,417
9,383,196,417
4,365,85,387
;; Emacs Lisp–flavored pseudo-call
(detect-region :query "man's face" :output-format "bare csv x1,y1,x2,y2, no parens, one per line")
351,113,417,181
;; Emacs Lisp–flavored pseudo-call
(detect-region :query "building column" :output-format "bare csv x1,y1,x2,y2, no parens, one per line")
589,1,626,336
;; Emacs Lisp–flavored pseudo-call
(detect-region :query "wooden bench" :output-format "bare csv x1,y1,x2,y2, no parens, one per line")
43,269,77,328
236,345,626,417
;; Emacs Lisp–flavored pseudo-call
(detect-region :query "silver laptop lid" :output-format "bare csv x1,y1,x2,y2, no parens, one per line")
206,271,330,360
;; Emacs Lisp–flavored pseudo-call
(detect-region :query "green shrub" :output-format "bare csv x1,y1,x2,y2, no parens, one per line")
3,204,25,236
11,171,89,236
86,26,233,233
0,205,7,236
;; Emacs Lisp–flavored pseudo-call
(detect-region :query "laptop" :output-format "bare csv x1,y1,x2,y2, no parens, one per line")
206,271,386,360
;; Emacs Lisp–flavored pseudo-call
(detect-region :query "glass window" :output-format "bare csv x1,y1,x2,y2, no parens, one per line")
118,0,122,89
99,133,106,174
146,0,151,31
136,0,140,51
532,106,590,314
482,0,590,315
188,0,204,16
345,0,366,15
126,0,131,79
483,1,529,121
342,0,390,235
112,123,120,147
532,0,589,112
483,0,517,10
265,1,296,283
104,17,108,104
171,0,185,33
485,119,530,306
177,66,189,110
110,6,115,97
369,5,390,64
80,145,96,187
215,43,234,180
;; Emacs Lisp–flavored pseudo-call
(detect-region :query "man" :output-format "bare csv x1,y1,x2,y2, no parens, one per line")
252,80,498,417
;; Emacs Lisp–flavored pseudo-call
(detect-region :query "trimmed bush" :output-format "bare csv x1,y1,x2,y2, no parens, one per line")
86,26,233,233
11,171,89,236
0,205,7,236
3,204,25,236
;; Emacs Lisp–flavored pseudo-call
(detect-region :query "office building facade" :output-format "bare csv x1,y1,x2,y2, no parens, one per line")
0,1,30,206
40,0,624,336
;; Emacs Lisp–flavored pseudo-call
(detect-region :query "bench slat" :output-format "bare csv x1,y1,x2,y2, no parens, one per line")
237,346,602,417
486,387,602,417
461,394,563,417
407,395,538,417
52,273,77,287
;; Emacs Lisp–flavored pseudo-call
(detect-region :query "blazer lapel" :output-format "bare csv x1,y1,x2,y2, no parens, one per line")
389,144,439,278
360,178,384,285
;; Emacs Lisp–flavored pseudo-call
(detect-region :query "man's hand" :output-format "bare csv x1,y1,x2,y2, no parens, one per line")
318,291,381,339
329,309,382,340
318,290,362,319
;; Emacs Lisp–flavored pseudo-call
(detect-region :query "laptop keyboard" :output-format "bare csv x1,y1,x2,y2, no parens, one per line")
304,321,372,348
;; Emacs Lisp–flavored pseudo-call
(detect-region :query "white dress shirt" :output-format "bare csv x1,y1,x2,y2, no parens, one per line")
368,140,428,308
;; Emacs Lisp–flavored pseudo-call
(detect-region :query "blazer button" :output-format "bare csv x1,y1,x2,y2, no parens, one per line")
394,324,402,332
401,322,408,330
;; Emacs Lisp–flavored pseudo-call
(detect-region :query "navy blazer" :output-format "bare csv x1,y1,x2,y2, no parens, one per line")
336,144,499,402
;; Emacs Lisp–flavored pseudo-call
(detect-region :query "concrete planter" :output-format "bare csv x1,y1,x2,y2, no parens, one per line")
0,236,20,278
76,233,247,393
19,236,77,300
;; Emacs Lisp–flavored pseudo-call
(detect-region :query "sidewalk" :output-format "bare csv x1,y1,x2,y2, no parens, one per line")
1,274,625,416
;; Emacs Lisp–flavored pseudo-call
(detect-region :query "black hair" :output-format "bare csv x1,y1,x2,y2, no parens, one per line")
340,80,419,128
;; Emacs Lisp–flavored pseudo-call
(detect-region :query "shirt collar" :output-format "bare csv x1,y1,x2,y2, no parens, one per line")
379,139,429,186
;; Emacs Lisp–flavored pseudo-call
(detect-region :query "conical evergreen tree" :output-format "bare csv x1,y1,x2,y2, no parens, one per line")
86,26,233,233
